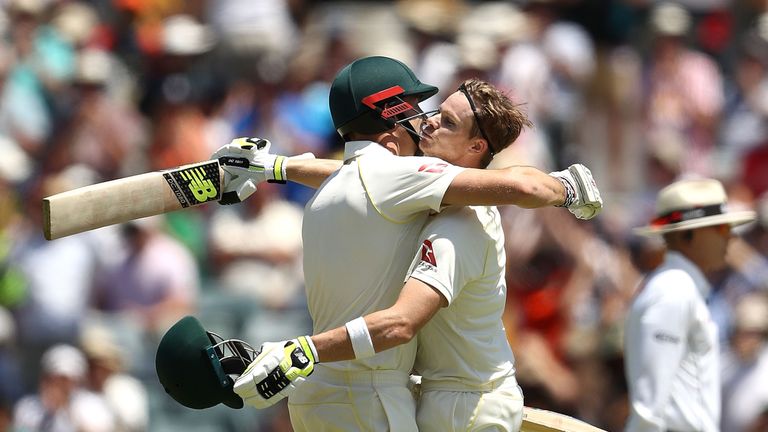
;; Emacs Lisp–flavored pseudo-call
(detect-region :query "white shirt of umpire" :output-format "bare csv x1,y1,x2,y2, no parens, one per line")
624,251,720,432
408,205,516,385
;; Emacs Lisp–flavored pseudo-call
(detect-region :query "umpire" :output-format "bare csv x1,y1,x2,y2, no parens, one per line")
625,178,756,432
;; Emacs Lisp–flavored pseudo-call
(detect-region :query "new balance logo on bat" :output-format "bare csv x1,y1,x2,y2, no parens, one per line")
179,167,218,202
164,161,221,207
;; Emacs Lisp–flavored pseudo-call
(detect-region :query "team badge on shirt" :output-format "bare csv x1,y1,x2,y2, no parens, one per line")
418,163,448,173
420,240,437,267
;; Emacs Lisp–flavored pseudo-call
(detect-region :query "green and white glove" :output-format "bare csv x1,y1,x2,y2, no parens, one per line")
213,137,308,205
233,336,318,409
549,164,603,220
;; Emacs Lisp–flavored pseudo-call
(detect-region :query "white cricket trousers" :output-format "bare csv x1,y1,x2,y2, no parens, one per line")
417,375,524,432
288,366,417,432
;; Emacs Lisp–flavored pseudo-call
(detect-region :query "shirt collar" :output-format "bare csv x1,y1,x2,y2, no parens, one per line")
665,251,712,298
343,140,392,162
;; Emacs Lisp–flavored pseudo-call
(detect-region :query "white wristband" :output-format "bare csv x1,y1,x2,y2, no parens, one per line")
345,317,376,359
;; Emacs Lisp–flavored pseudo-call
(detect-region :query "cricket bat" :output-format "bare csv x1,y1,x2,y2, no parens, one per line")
43,159,226,240
522,406,606,432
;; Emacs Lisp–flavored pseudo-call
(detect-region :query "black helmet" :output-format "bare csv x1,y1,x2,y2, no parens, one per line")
155,316,258,410
330,56,438,137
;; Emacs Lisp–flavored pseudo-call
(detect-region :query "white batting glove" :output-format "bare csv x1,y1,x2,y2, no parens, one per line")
212,137,314,205
233,336,318,409
549,164,603,220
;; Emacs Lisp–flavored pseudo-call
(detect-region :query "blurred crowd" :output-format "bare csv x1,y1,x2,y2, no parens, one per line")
0,0,766,431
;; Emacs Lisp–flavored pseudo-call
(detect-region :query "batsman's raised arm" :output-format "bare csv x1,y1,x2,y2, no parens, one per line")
285,157,342,188
211,138,340,200
213,137,602,219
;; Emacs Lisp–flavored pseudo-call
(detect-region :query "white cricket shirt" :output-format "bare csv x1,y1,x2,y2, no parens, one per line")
408,205,516,385
624,251,720,432
302,140,464,373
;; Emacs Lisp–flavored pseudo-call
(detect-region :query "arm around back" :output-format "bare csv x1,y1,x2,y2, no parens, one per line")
442,165,566,208
232,277,446,409
311,277,447,363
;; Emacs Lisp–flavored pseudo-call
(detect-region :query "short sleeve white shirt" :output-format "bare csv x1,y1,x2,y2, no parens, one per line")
301,141,464,373
408,205,516,385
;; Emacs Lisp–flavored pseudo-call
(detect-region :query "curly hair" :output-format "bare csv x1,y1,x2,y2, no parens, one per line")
461,78,532,164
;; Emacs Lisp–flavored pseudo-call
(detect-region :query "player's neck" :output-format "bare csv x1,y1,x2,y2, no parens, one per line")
450,152,484,169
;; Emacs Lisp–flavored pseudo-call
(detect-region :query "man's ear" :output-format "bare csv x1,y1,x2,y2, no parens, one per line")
381,140,399,155
469,138,487,155
379,130,408,155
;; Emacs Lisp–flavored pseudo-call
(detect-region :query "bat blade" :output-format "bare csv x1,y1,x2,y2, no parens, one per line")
43,160,224,240
521,407,606,432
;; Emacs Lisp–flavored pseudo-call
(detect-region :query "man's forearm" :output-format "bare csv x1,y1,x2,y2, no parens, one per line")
310,278,445,363
309,309,415,363
442,165,566,208
310,325,356,363
312,309,413,363
286,158,343,189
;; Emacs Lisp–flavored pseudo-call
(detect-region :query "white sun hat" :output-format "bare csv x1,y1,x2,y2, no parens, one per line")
734,293,768,333
634,178,756,236
74,48,111,85
162,15,215,56
41,344,87,380
650,2,691,36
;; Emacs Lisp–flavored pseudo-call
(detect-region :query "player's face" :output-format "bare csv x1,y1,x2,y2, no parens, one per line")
391,95,423,156
418,91,482,165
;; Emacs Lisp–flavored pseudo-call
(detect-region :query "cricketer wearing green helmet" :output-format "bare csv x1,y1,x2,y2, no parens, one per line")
329,55,438,144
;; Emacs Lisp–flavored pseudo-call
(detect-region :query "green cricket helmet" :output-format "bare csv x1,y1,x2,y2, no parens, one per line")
155,316,258,410
330,56,438,137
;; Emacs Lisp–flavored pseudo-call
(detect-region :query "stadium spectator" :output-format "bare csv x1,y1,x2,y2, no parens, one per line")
209,182,304,309
92,216,199,336
643,2,724,178
12,344,115,432
720,293,768,432
80,324,149,432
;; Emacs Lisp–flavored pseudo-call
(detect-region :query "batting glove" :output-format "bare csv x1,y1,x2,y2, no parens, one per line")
233,336,318,409
213,137,314,205
549,164,603,220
